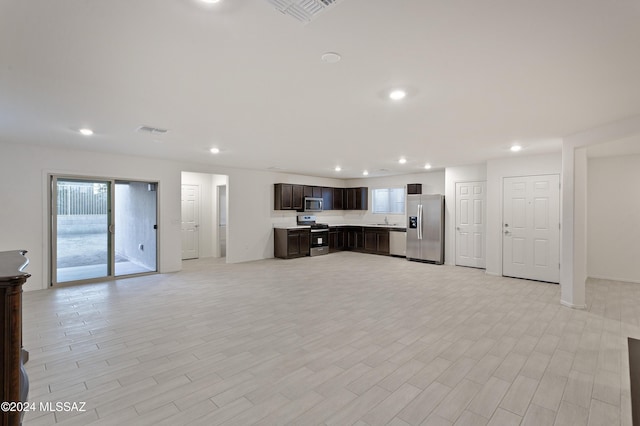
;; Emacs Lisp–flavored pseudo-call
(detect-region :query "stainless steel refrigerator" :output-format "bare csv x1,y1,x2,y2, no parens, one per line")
406,194,445,264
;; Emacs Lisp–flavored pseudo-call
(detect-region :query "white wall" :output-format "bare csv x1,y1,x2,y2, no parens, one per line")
0,142,183,291
485,153,562,276
587,154,640,283
444,164,487,265
0,141,345,290
0,139,573,293
346,171,446,226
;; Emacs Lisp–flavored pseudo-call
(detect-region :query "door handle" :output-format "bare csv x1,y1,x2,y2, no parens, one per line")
417,204,423,240
504,230,510,235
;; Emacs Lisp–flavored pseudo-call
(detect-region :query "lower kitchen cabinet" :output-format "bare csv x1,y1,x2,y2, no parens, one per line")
274,228,310,259
329,229,345,252
346,227,364,250
279,226,399,258
363,228,390,255
329,227,366,252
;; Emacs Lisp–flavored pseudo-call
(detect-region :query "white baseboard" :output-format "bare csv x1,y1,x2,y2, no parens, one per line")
560,299,587,310
588,275,640,285
485,271,500,277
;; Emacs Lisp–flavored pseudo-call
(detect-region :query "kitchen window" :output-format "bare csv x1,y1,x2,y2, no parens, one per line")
372,187,405,214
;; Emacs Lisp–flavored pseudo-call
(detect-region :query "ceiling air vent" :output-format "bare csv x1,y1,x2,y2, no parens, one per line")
265,0,343,23
136,125,169,136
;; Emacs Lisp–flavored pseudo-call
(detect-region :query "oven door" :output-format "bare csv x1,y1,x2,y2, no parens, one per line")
310,230,329,256
310,230,328,247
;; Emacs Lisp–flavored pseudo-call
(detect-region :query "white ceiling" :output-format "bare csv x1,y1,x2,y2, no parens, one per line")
2,0,639,178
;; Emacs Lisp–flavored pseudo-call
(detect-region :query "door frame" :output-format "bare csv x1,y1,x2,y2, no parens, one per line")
49,174,159,287
216,184,227,258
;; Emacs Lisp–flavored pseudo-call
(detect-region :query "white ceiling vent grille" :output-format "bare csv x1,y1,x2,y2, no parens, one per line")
136,125,169,135
266,0,343,23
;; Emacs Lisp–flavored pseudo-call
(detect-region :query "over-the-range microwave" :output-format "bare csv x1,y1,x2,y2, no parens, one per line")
304,197,323,212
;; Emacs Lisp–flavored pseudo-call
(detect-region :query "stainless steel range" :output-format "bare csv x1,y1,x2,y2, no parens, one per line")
297,215,329,256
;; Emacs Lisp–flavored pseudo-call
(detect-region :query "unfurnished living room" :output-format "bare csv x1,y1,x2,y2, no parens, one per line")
1,0,640,425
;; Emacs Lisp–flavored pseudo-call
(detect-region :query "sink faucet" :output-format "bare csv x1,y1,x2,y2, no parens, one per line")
384,216,388,225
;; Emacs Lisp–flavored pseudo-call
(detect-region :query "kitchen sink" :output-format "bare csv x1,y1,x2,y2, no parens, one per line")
368,223,398,226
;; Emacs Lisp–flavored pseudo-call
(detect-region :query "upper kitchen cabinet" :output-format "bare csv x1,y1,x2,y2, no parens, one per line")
407,184,422,195
274,183,304,210
274,184,368,211
345,187,368,210
322,187,333,210
292,185,304,210
274,183,293,210
332,188,344,210
304,186,323,198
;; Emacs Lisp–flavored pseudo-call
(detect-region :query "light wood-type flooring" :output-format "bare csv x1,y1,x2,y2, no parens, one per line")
22,252,638,425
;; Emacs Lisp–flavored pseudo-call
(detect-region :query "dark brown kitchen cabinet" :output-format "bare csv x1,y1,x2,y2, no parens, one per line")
328,229,345,252
274,183,305,210
274,228,310,259
275,184,368,211
322,187,333,210
274,183,293,210
333,188,344,210
407,183,422,195
304,186,323,198
346,227,364,250
363,228,390,255
345,187,368,210
292,185,304,210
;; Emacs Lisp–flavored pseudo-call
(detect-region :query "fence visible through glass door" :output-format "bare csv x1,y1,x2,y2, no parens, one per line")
51,176,158,285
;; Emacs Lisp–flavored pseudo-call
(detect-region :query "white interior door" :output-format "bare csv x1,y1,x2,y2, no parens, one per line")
181,184,200,260
456,181,486,268
503,175,560,283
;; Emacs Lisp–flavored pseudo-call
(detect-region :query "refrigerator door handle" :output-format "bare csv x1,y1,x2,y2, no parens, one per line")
417,204,423,240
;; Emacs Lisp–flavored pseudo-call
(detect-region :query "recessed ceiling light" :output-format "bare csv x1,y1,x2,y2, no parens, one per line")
510,145,522,152
201,0,221,3
424,163,432,169
334,166,341,172
389,89,406,101
210,147,220,154
362,170,369,176
321,52,341,63
399,158,407,164
79,128,93,136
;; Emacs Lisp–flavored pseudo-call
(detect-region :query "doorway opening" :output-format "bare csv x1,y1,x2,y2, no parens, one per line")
181,172,228,261
51,176,158,285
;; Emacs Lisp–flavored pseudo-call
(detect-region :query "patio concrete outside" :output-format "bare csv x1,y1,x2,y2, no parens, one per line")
56,232,153,282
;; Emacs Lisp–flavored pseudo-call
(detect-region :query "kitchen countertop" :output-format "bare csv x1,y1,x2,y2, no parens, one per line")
328,224,405,229
273,224,406,230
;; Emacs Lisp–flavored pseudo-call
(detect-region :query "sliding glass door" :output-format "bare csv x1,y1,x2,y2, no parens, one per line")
114,181,157,276
51,176,157,285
